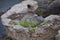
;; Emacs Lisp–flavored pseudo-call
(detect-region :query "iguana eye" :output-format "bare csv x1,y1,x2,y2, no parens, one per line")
27,4,31,8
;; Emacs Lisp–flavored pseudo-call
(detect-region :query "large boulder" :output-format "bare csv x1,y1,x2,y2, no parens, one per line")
1,10,60,40
1,0,60,40
34,0,60,17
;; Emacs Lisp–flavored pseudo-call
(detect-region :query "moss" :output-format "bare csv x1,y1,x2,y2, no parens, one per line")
10,21,20,25
19,19,39,28
10,20,40,28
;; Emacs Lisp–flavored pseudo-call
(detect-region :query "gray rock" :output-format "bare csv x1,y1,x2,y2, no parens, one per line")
1,0,38,26
48,0,60,15
35,0,60,17
35,0,54,9
45,15,60,21
55,34,60,40
1,0,60,40
34,16,44,21
2,14,60,40
34,0,55,17
45,15,60,30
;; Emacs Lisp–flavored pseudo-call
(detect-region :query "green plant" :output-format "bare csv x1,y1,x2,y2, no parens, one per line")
19,19,38,28
10,19,40,28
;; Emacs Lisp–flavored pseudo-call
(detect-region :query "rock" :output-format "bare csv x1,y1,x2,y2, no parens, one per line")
55,30,60,40
9,16,60,40
1,0,38,26
45,15,60,21
35,0,54,9
55,35,60,40
35,8,49,17
35,0,60,17
48,0,60,15
10,0,38,13
34,16,44,21
45,15,60,30
1,13,60,40
1,0,60,40
34,0,55,17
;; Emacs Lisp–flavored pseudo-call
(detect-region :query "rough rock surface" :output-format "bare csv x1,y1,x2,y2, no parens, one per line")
35,0,60,17
1,0,38,26
55,31,60,40
1,0,60,40
3,15,60,40
1,12,60,40
55,34,60,40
